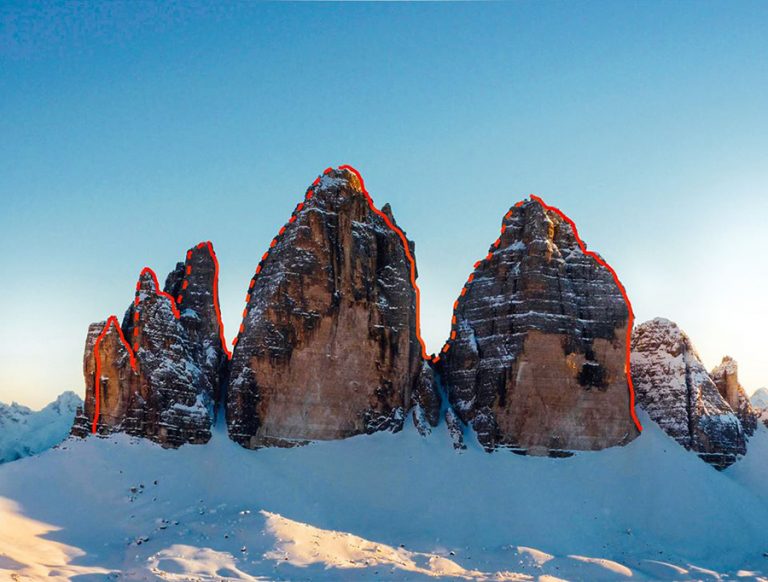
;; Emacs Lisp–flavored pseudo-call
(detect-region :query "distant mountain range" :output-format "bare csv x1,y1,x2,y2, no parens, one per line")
0,391,81,463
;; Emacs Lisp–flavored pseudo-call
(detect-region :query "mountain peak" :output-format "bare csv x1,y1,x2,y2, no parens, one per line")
631,318,747,468
1,391,82,464
439,195,638,453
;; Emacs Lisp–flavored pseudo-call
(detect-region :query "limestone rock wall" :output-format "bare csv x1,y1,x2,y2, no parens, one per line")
72,243,228,447
631,318,746,469
438,198,639,454
226,168,424,448
711,356,758,436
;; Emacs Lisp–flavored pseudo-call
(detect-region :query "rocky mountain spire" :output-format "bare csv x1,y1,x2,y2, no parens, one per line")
72,243,228,447
438,197,640,454
164,241,231,405
631,318,746,469
71,318,138,438
711,356,758,436
226,167,430,448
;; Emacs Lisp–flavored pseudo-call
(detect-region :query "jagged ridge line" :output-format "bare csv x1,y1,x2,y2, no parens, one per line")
339,165,429,360
91,316,136,434
434,195,643,433
175,242,232,360
232,165,429,361
91,266,180,434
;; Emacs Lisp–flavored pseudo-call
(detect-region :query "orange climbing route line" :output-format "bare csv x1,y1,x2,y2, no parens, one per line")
434,195,643,433
232,165,430,360
91,266,181,434
91,316,137,434
91,247,233,432
341,165,428,360
531,195,642,432
175,242,232,360
136,266,181,317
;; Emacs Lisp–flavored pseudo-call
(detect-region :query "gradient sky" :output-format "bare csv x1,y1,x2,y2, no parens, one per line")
1,1,767,408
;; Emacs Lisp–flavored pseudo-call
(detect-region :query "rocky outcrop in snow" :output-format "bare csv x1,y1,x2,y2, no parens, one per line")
72,243,228,448
711,356,758,436
438,198,639,454
631,318,746,469
411,361,441,436
750,388,768,428
0,391,82,463
227,168,425,448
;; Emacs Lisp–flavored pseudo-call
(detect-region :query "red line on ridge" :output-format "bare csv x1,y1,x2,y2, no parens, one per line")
208,242,233,360
138,267,181,319
232,165,430,360
175,242,232,360
91,316,137,434
436,195,643,433
339,165,429,360
91,266,183,434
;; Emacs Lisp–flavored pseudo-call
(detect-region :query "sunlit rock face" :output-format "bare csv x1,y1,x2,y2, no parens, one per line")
226,169,424,448
70,319,138,439
439,198,638,455
72,243,228,447
631,318,746,469
711,356,758,436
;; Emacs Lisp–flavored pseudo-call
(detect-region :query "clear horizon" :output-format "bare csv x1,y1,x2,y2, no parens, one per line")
1,1,767,408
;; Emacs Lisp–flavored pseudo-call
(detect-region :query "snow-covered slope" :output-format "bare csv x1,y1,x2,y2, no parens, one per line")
1,410,767,580
726,424,768,505
0,391,81,464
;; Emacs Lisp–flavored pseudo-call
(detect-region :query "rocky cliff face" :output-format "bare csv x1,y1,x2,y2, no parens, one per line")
226,168,426,448
751,388,768,428
631,318,746,469
411,361,441,436
438,197,639,454
711,356,758,436
163,242,231,405
72,243,228,447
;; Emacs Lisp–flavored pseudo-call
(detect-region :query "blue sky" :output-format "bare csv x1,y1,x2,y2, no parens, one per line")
1,1,767,407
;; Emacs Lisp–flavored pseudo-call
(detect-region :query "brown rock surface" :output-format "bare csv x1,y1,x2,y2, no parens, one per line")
71,319,138,438
711,356,758,436
226,168,424,448
438,198,639,454
72,251,224,447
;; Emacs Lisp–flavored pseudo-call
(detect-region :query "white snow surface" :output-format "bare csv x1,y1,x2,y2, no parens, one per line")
1,410,767,581
0,391,81,464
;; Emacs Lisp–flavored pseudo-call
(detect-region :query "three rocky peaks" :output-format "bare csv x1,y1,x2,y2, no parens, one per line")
72,166,761,469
